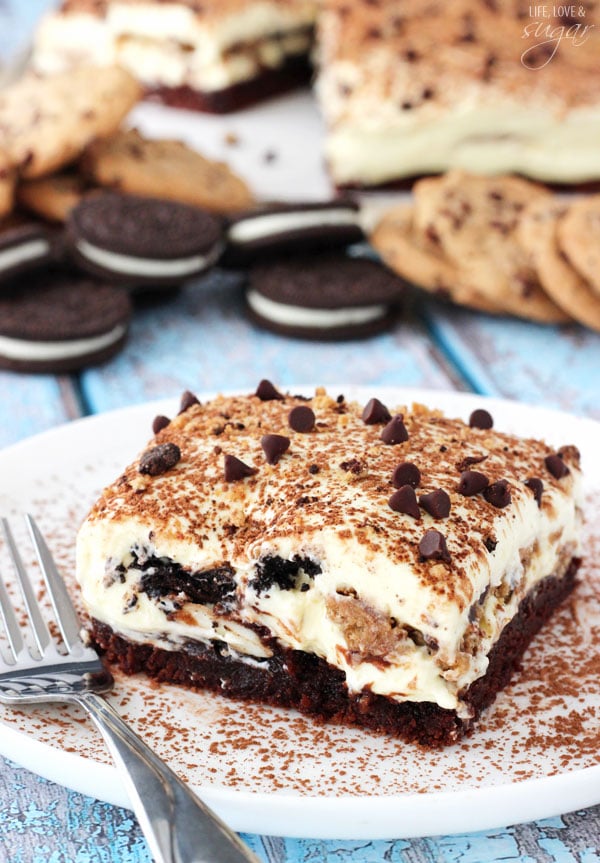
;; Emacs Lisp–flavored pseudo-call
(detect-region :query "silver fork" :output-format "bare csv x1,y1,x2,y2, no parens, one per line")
0,515,261,863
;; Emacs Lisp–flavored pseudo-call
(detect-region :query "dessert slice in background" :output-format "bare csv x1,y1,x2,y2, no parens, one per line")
33,0,317,113
316,0,600,187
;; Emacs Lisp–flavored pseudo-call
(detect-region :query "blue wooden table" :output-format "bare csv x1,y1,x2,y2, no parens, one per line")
2,3,600,860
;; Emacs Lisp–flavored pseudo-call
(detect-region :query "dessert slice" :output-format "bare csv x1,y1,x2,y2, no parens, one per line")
33,0,317,113
76,384,583,745
316,0,600,187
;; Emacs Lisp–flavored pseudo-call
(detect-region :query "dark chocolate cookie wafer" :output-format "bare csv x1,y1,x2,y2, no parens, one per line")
246,252,404,340
0,221,58,284
223,198,364,266
0,271,132,372
66,192,223,288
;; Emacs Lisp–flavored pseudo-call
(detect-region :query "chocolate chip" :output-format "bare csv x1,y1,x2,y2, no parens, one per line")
392,461,421,488
525,477,544,507
545,453,570,479
178,390,200,414
139,442,181,476
223,454,258,482
255,379,284,401
308,464,320,474
457,470,489,496
381,415,409,445
388,485,420,519
362,398,391,425
261,434,290,465
484,536,497,553
152,415,170,435
469,408,493,429
419,529,451,563
289,405,315,433
483,479,511,508
419,489,451,518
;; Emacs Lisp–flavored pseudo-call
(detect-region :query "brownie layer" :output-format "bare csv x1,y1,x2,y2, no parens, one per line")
144,54,312,114
90,558,580,747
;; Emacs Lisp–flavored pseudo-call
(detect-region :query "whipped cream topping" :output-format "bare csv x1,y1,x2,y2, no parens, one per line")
246,290,387,329
0,324,127,362
76,239,213,278
76,389,583,714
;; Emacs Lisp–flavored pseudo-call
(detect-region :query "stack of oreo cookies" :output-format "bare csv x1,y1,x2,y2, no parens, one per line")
224,199,405,340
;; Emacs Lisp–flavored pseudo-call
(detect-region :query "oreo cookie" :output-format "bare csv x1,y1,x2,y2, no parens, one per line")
66,192,224,288
223,199,364,266
0,221,57,284
246,253,404,340
0,271,132,372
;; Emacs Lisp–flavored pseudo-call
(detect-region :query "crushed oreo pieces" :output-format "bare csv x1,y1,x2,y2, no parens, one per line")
139,442,181,476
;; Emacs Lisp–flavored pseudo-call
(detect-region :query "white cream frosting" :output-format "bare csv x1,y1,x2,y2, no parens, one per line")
76,393,583,715
246,290,387,329
228,208,360,245
76,239,212,278
0,324,127,362
0,238,50,272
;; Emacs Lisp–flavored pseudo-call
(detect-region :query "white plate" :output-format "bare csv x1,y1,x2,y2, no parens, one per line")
0,387,599,840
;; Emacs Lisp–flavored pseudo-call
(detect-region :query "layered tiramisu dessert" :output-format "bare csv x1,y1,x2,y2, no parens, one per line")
316,0,600,186
76,384,583,745
33,0,317,112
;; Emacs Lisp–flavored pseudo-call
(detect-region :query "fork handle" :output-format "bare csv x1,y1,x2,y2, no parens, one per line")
74,691,261,863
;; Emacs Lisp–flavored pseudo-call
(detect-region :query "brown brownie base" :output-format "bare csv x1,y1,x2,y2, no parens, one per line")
144,54,312,114
90,559,580,747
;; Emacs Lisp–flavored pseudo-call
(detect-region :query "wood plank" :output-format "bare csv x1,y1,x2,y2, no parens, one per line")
80,274,461,415
0,373,81,449
420,299,600,419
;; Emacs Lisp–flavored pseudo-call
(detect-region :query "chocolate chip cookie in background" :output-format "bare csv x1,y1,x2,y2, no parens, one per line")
245,252,404,340
16,171,97,224
0,271,132,373
518,198,600,333
222,198,364,266
0,66,141,180
66,192,224,289
79,128,255,215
